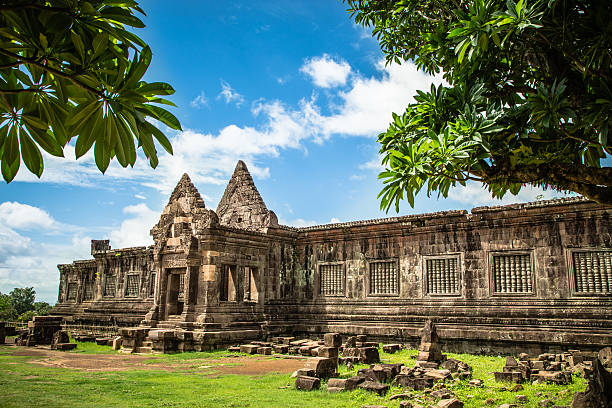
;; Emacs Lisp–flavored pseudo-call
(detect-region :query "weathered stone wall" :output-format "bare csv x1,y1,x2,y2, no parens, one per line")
263,197,612,354
53,246,155,326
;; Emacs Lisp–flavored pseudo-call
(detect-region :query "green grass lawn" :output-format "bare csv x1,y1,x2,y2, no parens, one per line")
0,342,586,408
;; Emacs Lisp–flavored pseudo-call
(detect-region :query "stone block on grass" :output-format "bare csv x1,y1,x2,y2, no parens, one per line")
318,346,339,359
383,344,400,354
494,371,524,383
273,345,289,354
295,375,320,391
257,347,272,355
304,357,337,378
324,333,342,348
358,380,390,396
55,343,77,351
393,375,434,390
239,344,258,354
358,347,380,364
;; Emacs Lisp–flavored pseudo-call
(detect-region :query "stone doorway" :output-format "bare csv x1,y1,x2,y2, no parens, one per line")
165,268,186,319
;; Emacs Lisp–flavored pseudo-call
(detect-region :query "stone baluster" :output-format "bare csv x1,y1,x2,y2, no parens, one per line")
594,253,602,292
511,255,518,293
604,252,612,293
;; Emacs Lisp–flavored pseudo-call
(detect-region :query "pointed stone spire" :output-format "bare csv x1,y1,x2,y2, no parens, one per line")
217,161,278,232
167,173,206,210
151,173,218,248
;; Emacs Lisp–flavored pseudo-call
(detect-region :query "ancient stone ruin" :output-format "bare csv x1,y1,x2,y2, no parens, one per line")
13,316,74,350
50,160,612,355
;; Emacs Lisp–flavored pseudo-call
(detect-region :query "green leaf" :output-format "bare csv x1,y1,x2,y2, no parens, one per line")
67,99,99,128
1,126,20,182
125,46,152,87
27,128,64,158
94,139,110,173
145,121,173,154
70,31,85,61
137,82,175,96
0,124,8,153
458,41,470,63
74,109,102,159
116,115,137,166
19,132,43,177
109,115,127,167
141,104,182,131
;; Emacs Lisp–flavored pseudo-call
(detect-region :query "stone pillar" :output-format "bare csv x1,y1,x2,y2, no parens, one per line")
95,259,104,300
145,253,166,324
195,246,219,324
180,262,198,322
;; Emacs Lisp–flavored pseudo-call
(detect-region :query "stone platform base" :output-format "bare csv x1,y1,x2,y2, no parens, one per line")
119,326,261,354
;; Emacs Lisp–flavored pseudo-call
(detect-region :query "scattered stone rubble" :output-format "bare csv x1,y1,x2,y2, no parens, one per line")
2,316,77,351
15,316,64,347
286,322,612,407
493,350,601,385
50,330,76,351
291,322,469,408
571,357,612,408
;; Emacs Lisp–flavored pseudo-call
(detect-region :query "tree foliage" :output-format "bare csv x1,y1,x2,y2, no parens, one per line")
33,300,51,315
0,288,50,321
0,0,180,182
345,0,612,211
9,286,35,315
0,291,17,320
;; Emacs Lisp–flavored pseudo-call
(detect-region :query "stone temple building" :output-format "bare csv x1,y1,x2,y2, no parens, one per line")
52,161,612,354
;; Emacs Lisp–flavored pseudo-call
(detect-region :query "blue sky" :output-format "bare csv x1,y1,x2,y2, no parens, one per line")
0,1,570,303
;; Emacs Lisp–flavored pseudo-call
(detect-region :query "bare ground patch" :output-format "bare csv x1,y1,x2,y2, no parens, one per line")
3,345,305,375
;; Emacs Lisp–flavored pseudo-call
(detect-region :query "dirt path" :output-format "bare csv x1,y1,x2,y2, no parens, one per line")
4,345,306,375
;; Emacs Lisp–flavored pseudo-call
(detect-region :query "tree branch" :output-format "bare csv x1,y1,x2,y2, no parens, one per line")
537,32,612,82
480,160,612,205
0,88,43,94
0,49,105,99
0,4,72,13
0,60,23,69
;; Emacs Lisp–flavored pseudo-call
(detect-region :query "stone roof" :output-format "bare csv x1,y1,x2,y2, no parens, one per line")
471,196,589,213
284,196,594,232
293,210,468,232
216,160,278,232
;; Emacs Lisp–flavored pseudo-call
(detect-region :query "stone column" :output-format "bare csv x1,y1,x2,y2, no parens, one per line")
157,266,169,320
180,262,198,322
143,253,164,325
95,259,104,300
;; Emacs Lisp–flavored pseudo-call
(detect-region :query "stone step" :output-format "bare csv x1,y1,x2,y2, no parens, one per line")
157,322,181,329
133,346,152,353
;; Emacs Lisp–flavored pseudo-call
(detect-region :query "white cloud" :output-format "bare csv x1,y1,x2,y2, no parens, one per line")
0,201,56,230
108,203,159,248
135,194,146,200
0,202,92,303
300,54,351,88
359,157,384,172
278,218,318,228
11,58,444,203
0,224,31,258
322,61,444,137
218,80,245,107
190,91,209,108
448,182,575,207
